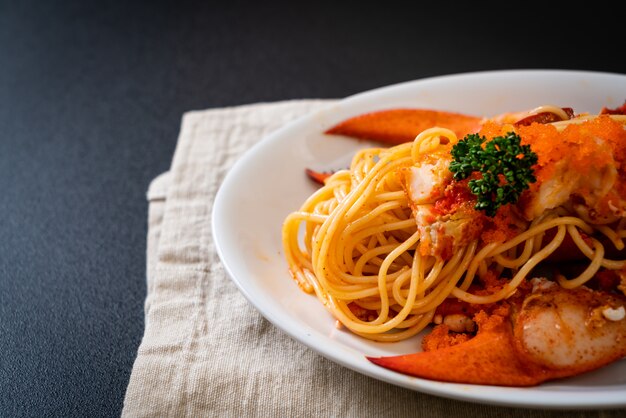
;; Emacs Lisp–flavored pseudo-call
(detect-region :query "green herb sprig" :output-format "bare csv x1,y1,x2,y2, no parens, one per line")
449,132,538,217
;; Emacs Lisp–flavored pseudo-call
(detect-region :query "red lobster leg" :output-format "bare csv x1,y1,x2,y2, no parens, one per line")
601,101,626,115
305,168,333,185
306,109,482,185
325,109,483,145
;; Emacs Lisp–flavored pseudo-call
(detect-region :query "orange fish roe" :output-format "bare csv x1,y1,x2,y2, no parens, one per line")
478,121,511,139
481,204,526,244
517,116,626,186
421,324,471,352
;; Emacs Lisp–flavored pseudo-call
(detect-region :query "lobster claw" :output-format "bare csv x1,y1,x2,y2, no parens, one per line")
367,313,546,387
367,285,626,386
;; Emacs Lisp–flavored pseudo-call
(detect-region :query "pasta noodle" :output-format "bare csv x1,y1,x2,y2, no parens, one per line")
282,109,626,342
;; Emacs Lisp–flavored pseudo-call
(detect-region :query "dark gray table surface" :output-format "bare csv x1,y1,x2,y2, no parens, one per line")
1,1,624,416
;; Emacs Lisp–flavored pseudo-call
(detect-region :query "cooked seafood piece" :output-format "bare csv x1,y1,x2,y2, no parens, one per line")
368,282,626,386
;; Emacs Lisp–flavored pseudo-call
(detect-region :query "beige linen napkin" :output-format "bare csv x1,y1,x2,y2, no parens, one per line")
122,100,624,418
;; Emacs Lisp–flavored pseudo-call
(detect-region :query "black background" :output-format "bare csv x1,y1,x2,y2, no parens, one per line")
1,1,624,416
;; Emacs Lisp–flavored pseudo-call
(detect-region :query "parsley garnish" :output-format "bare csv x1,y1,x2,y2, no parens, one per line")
449,132,537,217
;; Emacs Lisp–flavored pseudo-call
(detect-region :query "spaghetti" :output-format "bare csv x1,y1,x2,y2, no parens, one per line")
282,109,626,342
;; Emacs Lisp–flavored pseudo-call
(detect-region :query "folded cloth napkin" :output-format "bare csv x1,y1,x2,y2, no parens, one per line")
122,100,623,418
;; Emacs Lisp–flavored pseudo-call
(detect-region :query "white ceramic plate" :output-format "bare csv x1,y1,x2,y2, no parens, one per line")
212,70,626,409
